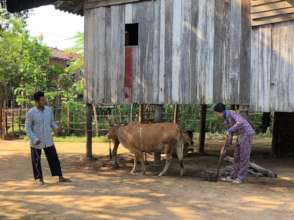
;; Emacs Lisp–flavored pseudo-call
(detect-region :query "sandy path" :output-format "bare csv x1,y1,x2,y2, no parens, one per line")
0,140,294,220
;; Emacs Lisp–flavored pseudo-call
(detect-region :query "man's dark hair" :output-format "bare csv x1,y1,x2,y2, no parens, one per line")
33,91,45,101
213,103,226,113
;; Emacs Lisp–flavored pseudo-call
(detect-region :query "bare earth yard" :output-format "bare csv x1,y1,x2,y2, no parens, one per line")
0,138,294,220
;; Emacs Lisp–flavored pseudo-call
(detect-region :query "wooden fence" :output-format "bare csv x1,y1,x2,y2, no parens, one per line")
0,103,264,139
0,108,27,139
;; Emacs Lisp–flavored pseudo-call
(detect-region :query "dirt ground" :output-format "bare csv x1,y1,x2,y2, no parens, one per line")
0,138,294,220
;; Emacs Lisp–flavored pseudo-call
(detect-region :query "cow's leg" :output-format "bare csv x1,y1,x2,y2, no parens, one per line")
130,154,138,174
176,142,185,177
158,146,172,177
138,152,146,176
112,141,119,168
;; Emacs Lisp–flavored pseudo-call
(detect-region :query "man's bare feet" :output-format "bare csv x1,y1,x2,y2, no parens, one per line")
35,179,45,186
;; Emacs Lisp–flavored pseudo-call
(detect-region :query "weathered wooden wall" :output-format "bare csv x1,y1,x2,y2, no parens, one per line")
251,21,294,112
84,0,250,105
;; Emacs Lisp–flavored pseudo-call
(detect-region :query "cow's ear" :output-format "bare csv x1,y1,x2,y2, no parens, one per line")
110,117,119,127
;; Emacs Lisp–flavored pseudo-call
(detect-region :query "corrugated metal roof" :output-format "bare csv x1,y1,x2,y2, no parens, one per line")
5,0,83,15
5,0,149,15
6,0,56,13
55,0,83,15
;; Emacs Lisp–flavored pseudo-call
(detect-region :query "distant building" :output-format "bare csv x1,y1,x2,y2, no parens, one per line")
49,48,80,68
49,48,84,104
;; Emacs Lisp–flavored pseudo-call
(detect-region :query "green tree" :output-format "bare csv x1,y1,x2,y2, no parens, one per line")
62,32,85,103
0,9,68,106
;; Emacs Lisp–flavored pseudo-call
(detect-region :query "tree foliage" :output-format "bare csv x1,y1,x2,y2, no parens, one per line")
0,9,84,106
0,8,51,104
62,31,85,103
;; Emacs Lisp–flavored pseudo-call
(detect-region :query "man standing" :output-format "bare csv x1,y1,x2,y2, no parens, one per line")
214,103,255,184
25,91,71,185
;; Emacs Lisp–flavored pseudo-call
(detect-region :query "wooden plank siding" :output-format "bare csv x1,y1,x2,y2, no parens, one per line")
251,0,294,112
84,0,250,105
251,21,294,112
251,0,294,26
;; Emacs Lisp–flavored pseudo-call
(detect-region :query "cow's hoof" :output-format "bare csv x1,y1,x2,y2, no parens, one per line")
112,163,119,169
140,172,146,176
180,170,184,177
158,172,165,177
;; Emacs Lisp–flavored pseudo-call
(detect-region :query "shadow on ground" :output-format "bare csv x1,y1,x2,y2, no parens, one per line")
0,140,294,220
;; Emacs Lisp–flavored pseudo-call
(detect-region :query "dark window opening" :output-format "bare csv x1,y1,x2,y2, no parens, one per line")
125,23,138,46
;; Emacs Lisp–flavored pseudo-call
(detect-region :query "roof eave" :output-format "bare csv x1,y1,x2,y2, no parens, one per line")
54,0,84,15
6,0,56,13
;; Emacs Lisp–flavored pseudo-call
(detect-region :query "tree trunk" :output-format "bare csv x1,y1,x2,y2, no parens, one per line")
224,156,277,178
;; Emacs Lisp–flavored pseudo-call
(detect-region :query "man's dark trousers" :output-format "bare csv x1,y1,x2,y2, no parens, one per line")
30,145,62,180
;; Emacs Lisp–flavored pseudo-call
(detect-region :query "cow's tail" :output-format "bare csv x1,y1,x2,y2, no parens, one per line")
176,127,185,176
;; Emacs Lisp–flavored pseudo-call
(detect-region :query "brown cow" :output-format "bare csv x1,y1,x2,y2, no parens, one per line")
107,122,185,176
108,126,193,169
108,125,193,164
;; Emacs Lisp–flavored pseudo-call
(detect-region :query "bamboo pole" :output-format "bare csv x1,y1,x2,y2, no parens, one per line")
11,110,14,133
92,104,99,136
18,109,21,132
4,110,8,137
67,104,70,135
130,104,133,121
118,105,122,123
173,104,179,124
0,101,3,138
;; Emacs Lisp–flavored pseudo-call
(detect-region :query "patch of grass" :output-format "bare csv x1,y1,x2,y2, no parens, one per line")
20,132,272,144
23,136,109,143
54,136,109,143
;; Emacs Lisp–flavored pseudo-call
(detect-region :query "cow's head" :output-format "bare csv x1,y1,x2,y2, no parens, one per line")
183,131,194,146
107,126,119,140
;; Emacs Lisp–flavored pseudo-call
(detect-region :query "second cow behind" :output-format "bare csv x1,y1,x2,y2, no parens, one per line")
107,122,185,177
